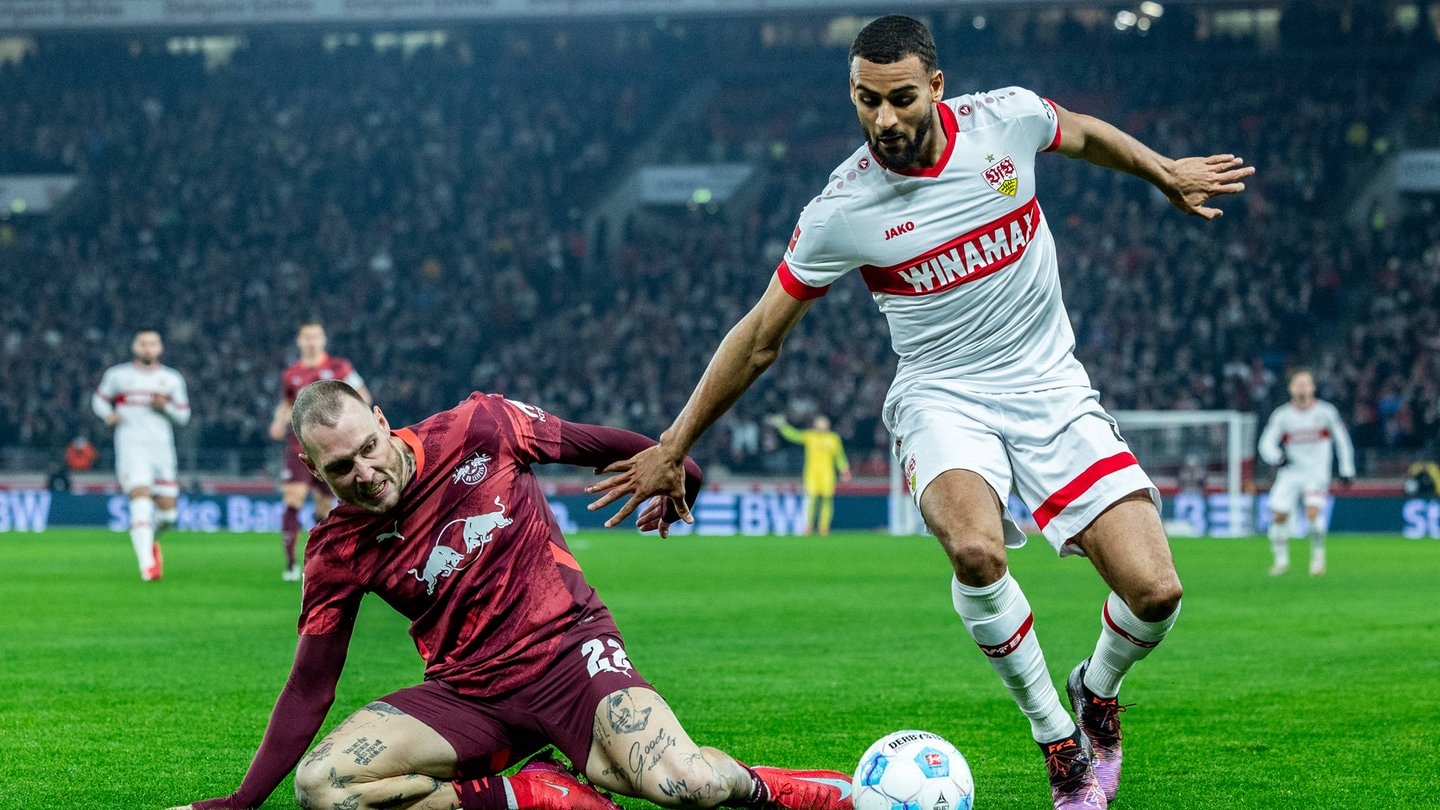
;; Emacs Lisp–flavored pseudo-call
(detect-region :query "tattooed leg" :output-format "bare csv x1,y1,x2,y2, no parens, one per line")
295,702,463,810
584,687,751,809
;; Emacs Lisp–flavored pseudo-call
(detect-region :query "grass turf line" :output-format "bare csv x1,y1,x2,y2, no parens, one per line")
1,529,1436,808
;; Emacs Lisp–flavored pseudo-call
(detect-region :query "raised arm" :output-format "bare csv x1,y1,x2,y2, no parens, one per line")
170,628,352,810
1050,100,1253,220
768,415,806,445
587,275,813,526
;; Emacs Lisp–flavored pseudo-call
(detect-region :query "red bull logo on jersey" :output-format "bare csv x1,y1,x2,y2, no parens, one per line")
407,496,512,595
983,156,1019,197
860,197,1041,296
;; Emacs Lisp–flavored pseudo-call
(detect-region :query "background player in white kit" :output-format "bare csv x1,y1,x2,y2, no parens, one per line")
92,329,191,581
1258,368,1355,576
588,16,1252,810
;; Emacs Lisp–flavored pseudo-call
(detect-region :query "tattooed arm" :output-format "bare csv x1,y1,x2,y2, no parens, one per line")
178,628,353,810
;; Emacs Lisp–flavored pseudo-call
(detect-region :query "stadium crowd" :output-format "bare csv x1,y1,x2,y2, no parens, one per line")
2,7,1438,479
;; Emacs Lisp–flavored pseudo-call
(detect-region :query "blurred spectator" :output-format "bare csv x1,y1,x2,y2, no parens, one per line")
0,8,1436,479
65,433,98,471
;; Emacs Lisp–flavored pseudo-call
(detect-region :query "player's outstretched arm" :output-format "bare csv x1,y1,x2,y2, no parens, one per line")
1050,100,1254,219
587,276,813,526
552,419,703,538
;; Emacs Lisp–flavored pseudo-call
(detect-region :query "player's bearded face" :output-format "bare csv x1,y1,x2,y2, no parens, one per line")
870,107,932,170
852,56,944,172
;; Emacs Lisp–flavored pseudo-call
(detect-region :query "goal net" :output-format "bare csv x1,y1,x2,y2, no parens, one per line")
888,410,1257,537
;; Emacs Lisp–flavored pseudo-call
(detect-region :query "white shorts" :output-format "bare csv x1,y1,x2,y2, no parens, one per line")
1268,468,1330,516
886,382,1158,556
116,442,179,498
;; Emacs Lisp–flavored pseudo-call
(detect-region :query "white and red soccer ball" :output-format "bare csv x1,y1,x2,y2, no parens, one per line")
853,730,974,810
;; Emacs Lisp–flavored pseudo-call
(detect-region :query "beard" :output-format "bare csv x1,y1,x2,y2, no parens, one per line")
870,107,934,171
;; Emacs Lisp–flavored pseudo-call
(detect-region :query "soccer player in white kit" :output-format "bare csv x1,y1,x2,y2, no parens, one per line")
587,17,1253,810
1258,368,1355,576
92,329,192,581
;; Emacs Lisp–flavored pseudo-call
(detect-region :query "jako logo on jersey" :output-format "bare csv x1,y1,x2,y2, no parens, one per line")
451,453,492,486
860,197,1041,296
983,155,1019,197
407,496,512,595
884,221,916,241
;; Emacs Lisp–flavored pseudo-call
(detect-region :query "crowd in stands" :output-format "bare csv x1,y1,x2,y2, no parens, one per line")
2,7,1438,480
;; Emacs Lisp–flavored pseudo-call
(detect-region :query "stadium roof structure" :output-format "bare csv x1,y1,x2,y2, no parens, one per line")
0,0,1212,33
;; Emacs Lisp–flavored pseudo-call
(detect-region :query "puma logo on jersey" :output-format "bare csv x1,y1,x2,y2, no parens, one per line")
884,221,916,241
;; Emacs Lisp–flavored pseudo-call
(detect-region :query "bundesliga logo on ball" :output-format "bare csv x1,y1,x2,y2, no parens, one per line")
853,730,975,810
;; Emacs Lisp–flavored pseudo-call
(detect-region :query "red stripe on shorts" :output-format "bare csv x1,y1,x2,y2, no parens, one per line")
1032,452,1139,530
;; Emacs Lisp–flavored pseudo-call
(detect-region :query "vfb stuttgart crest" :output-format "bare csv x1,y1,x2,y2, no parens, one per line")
983,156,1019,197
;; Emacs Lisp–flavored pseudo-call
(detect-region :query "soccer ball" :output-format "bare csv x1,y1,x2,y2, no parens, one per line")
853,730,974,810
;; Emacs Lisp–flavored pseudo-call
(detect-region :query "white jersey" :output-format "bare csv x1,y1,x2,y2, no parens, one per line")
778,87,1086,400
1258,399,1355,482
92,361,191,455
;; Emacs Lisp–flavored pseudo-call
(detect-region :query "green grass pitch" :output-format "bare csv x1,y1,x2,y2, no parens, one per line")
2,528,1437,808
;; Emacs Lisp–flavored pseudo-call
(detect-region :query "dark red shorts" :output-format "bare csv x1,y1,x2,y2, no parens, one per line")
279,445,331,494
379,615,653,777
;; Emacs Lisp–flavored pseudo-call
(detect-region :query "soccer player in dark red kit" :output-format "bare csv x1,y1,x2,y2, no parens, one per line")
267,320,371,580
169,380,853,810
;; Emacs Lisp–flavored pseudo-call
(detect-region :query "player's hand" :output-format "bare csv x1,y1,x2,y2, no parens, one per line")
841,469,852,485
1276,450,1289,468
150,392,170,412
766,414,786,428
105,412,121,427
634,495,679,538
1163,154,1254,220
268,420,288,441
586,444,692,529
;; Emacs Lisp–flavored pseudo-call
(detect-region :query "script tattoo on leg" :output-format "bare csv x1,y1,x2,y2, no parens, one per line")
342,736,388,766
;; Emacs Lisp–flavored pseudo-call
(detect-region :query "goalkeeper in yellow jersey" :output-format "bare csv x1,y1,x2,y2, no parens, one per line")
768,414,851,535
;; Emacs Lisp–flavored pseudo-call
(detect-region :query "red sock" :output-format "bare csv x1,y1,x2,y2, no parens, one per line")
282,506,301,566
454,775,511,810
727,766,771,808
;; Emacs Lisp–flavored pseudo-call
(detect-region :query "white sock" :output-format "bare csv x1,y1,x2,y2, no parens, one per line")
1083,592,1180,699
1308,525,1326,568
1268,518,1290,569
129,497,156,573
953,573,1074,743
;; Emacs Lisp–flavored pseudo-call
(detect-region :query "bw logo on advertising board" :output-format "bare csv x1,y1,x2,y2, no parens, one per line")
983,156,1019,197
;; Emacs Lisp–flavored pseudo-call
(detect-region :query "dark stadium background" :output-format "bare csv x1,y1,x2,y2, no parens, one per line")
1,0,1438,498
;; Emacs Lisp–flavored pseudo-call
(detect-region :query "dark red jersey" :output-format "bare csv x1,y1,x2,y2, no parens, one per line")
299,393,607,696
282,354,365,449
